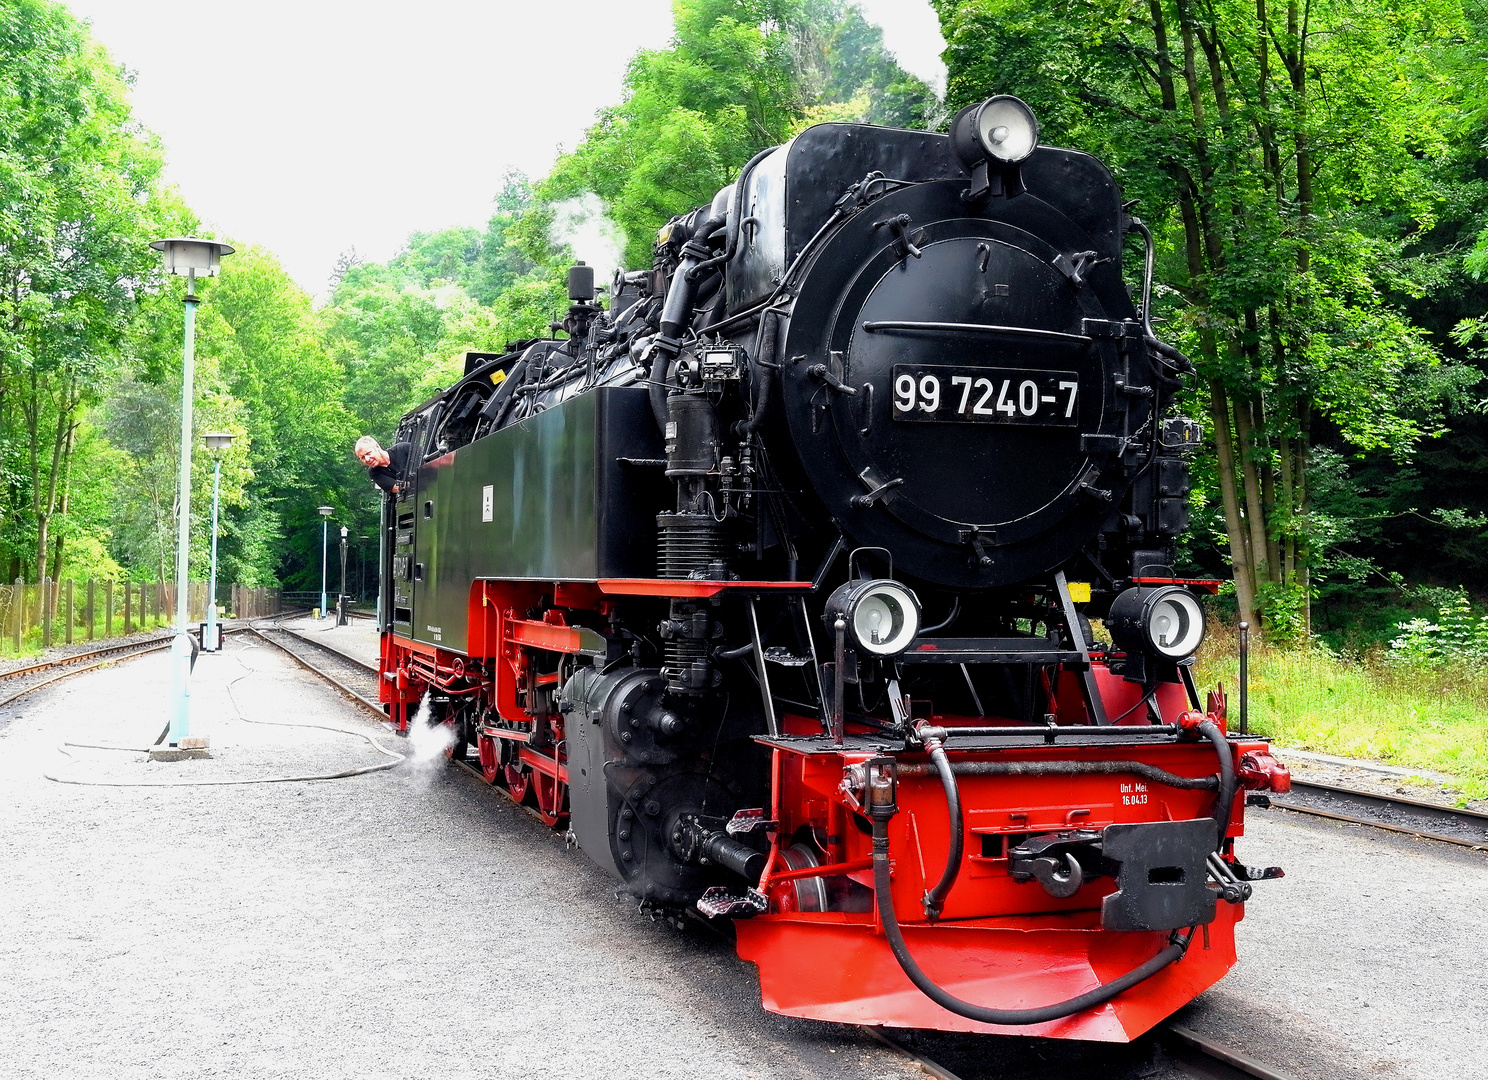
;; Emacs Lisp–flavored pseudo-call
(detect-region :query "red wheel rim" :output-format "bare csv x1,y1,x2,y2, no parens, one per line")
531,770,565,826
477,735,500,784
504,763,530,802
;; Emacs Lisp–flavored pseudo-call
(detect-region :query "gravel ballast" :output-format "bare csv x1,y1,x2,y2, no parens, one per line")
2,633,1486,1079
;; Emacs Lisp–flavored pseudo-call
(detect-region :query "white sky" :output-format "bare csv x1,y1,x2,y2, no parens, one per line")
62,0,947,298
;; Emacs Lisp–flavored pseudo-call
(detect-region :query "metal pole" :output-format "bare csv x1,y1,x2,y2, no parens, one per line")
168,269,197,744
1238,621,1250,735
338,527,348,625
376,500,386,629
832,615,847,746
206,456,222,650
320,517,329,617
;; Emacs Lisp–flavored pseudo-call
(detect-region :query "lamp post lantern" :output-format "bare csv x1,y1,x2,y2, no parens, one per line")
150,236,233,747
318,506,334,617
202,432,235,652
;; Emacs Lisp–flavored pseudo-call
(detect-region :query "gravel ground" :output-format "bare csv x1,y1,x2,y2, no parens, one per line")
0,635,916,1080
3,634,1486,1080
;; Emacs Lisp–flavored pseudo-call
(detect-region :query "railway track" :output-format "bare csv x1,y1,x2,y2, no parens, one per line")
247,623,384,714
864,1020,1295,1080
1271,779,1488,852
0,633,177,709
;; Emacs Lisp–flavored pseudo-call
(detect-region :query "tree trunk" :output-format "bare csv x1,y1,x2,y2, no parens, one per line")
1232,399,1272,592
1210,381,1257,627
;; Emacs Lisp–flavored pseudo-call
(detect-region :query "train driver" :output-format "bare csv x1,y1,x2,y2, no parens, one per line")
355,436,412,495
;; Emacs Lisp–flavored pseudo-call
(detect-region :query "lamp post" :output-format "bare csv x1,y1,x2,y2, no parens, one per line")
318,506,334,617
338,526,349,625
150,237,234,747
202,432,235,651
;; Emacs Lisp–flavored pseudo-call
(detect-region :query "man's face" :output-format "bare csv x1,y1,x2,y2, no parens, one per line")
357,446,390,468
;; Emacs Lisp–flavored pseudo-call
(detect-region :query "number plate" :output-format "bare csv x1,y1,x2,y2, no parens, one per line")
890,365,1080,426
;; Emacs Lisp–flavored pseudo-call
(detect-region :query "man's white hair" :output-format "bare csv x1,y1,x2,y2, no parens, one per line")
355,435,382,457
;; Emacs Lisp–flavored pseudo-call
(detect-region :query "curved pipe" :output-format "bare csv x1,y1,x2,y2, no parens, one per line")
1129,217,1157,341
896,758,1219,791
921,738,963,920
741,310,778,436
650,214,728,430
919,596,961,635
687,145,778,282
1128,216,1195,379
1197,719,1237,849
659,214,726,341
872,814,1193,1026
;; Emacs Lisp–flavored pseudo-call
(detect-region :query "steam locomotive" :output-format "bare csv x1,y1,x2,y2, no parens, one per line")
375,96,1291,1041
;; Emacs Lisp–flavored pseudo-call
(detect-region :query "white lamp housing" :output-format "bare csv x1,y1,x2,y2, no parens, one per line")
203,431,235,453
1108,585,1206,661
825,578,922,657
150,237,235,278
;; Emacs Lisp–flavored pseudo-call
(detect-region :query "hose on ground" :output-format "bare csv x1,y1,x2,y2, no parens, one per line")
44,640,406,787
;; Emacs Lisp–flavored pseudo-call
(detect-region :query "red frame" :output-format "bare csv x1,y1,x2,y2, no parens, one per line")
378,575,1275,1042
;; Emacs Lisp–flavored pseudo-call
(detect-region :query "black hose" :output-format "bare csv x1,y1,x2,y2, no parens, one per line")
898,758,1219,791
648,346,672,431
872,816,1193,1025
1197,719,1236,849
921,739,963,920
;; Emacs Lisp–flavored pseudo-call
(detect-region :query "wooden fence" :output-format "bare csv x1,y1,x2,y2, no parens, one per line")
0,579,282,655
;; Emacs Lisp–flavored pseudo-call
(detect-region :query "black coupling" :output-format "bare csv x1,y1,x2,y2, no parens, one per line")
671,813,766,883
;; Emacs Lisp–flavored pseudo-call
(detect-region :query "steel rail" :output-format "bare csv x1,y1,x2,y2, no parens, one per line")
0,633,174,681
856,1027,966,1080
0,636,177,709
1271,779,1488,852
276,626,379,673
248,626,385,718
1160,1022,1298,1080
861,1022,1295,1080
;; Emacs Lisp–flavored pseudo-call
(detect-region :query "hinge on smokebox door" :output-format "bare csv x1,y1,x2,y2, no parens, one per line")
852,466,904,509
960,525,996,568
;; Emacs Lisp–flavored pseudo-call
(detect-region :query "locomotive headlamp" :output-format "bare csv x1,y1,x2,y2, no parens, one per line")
951,95,1040,167
1108,585,1206,660
825,579,922,657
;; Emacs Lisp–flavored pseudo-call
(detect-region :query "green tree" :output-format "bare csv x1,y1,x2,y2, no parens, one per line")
934,0,1475,636
546,0,938,265
0,0,177,583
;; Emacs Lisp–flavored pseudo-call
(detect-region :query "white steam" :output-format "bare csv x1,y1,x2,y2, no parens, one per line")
547,194,627,287
406,691,455,784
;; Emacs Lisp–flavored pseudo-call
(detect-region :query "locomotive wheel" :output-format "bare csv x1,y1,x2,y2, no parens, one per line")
443,715,469,762
476,734,501,784
530,770,565,827
504,763,531,802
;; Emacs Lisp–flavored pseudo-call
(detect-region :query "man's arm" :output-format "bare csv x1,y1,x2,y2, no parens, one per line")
368,465,398,494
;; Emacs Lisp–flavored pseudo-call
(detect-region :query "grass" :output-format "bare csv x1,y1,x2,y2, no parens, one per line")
1194,622,1488,802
